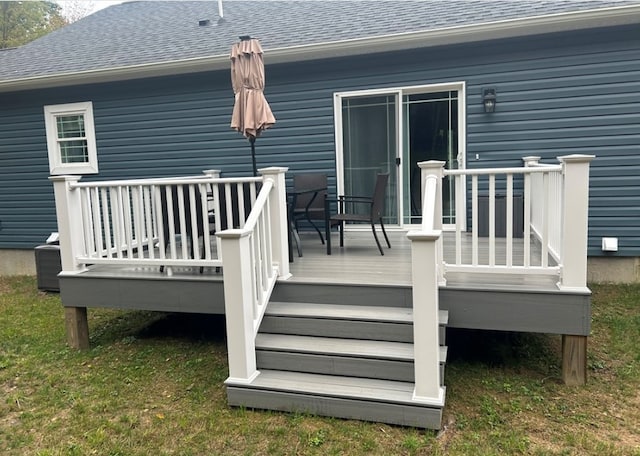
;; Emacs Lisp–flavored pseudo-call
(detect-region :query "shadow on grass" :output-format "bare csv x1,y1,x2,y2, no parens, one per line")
136,312,227,343
446,328,560,370
89,311,227,346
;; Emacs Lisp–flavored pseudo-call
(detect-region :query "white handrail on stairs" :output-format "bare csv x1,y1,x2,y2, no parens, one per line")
219,167,290,385
406,160,446,406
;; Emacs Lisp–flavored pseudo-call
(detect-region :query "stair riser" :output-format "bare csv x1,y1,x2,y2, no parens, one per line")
226,387,443,430
271,283,412,308
256,351,445,385
260,316,446,345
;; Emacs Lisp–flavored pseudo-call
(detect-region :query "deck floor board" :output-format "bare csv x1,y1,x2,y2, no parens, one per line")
289,230,559,291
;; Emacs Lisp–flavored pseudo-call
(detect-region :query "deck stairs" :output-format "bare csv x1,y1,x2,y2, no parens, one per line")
225,300,448,429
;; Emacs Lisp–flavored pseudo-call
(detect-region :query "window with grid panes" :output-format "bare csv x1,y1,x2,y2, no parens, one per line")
44,102,98,175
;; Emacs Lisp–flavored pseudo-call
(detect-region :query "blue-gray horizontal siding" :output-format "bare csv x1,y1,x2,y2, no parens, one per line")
0,70,338,248
461,29,640,257
0,102,56,246
0,25,638,256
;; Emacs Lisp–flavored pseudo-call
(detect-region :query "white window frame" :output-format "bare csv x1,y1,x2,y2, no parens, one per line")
44,101,98,175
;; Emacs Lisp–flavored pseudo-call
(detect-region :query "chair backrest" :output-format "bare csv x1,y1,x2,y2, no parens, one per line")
371,173,389,218
217,182,256,230
160,184,205,238
293,173,327,218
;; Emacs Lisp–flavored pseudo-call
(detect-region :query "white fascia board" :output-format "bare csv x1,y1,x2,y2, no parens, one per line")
1,4,639,93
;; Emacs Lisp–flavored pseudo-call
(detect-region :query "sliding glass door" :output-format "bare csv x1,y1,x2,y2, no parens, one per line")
335,83,465,228
340,94,399,224
402,90,460,225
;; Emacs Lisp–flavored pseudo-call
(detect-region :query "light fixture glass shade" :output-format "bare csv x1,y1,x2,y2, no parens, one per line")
482,88,496,113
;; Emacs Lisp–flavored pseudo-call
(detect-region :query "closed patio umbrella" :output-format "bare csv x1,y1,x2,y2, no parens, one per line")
230,36,275,176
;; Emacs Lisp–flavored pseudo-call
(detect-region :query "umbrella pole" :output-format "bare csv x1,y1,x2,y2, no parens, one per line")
249,136,257,176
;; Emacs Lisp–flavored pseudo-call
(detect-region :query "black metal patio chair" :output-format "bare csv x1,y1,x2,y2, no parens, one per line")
292,173,327,244
324,173,391,256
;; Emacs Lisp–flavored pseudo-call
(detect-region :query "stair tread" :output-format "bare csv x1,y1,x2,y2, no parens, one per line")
256,333,447,362
237,369,445,407
267,302,448,325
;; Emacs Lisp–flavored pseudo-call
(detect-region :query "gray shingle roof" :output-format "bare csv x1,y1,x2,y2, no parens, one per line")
1,0,639,87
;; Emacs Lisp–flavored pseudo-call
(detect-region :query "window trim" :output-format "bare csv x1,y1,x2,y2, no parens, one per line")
44,101,98,175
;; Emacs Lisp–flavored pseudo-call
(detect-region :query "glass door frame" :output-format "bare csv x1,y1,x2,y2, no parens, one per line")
333,81,467,230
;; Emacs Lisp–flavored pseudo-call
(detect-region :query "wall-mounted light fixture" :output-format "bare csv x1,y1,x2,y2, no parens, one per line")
482,88,497,113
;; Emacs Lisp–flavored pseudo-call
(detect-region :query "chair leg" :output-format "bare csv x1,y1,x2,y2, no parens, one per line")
307,216,325,244
370,222,384,255
379,218,391,248
339,221,344,247
326,219,332,255
197,235,205,274
160,242,168,272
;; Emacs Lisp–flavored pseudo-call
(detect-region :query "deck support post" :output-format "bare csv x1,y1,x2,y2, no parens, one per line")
50,175,90,349
64,307,89,350
557,154,595,292
418,161,446,286
219,229,259,384
407,230,445,405
562,335,587,386
259,167,290,279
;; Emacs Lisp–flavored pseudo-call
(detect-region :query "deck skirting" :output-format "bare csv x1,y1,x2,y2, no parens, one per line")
59,272,589,336
59,270,225,314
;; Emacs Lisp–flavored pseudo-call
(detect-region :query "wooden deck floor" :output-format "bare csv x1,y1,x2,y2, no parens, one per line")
289,230,560,291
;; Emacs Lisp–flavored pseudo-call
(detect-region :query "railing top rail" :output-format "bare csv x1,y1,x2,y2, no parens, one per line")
243,180,273,231
217,180,274,238
445,165,562,176
526,163,559,168
70,175,263,189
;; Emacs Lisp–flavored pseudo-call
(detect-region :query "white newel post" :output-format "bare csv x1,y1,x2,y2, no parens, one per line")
407,231,444,404
218,229,260,384
258,166,290,279
49,175,87,273
418,160,446,285
202,169,221,179
558,154,595,291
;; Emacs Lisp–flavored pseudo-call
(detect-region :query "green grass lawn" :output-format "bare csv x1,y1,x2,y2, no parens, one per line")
1,276,639,455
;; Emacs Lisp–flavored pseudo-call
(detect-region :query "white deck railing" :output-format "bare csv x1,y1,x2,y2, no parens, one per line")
431,154,593,290
406,154,592,404
51,170,270,272
52,166,290,385
524,156,563,264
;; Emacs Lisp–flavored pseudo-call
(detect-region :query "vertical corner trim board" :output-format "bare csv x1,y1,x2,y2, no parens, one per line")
562,335,587,386
64,307,90,350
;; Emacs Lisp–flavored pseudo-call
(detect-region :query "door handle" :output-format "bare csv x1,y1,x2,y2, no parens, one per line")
395,157,401,166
